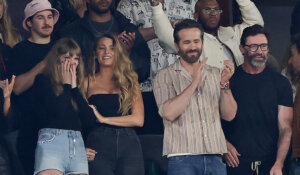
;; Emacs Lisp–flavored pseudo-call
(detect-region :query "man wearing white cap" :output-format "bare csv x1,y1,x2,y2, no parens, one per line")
7,0,59,175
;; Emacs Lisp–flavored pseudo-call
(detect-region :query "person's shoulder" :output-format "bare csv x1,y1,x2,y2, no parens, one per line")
11,39,29,50
60,18,85,36
34,74,50,86
155,63,176,79
114,10,132,24
266,67,291,85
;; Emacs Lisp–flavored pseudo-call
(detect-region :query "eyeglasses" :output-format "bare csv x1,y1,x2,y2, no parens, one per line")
202,8,223,14
245,44,269,52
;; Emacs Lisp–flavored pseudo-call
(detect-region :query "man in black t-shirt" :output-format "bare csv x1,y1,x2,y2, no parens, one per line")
222,25,293,175
7,1,59,175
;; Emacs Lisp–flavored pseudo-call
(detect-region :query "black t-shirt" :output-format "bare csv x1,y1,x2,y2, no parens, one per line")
8,39,53,76
8,39,53,119
7,39,53,160
222,66,293,161
89,17,121,37
33,74,87,130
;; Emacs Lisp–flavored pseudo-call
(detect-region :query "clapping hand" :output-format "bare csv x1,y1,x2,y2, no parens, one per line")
192,57,208,86
0,75,16,99
221,60,234,85
118,31,135,54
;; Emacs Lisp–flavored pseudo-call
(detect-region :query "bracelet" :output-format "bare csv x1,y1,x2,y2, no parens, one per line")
220,82,230,90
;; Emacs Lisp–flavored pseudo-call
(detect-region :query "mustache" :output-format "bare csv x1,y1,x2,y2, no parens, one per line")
42,25,52,29
252,53,266,58
187,49,199,54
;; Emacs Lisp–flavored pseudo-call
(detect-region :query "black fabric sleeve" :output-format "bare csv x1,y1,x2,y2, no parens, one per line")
7,48,23,76
278,76,293,107
34,75,73,117
71,87,97,129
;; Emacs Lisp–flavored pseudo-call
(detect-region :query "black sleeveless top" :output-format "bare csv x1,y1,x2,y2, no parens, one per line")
87,94,127,129
88,94,122,117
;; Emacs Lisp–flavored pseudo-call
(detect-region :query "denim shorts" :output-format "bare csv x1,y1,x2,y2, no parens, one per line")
34,128,88,175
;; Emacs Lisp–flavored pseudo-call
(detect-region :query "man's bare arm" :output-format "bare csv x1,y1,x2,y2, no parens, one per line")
219,61,237,121
270,105,293,174
13,59,46,95
139,27,156,42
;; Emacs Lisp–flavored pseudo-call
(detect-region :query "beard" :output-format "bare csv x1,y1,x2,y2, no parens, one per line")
197,17,220,33
89,0,114,15
246,53,268,67
179,48,202,64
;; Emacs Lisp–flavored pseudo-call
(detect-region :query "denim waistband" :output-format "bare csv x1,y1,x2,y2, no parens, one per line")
92,126,136,135
39,128,82,138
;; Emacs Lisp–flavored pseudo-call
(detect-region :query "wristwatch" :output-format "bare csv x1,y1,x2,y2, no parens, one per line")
220,82,230,90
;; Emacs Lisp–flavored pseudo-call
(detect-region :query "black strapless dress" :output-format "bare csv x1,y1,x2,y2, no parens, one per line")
86,94,144,175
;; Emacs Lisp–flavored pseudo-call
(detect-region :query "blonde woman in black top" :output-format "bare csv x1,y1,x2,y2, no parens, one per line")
83,33,145,175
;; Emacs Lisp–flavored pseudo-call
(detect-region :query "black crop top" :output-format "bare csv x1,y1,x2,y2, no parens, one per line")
34,74,101,132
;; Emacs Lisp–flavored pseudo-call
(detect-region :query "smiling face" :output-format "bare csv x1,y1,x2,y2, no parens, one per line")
176,27,203,64
240,34,269,68
59,52,79,69
96,37,115,67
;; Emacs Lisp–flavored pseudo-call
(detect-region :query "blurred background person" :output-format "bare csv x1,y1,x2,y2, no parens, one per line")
281,36,300,175
0,0,21,48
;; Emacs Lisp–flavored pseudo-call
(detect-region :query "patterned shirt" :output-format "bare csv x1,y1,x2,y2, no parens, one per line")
153,60,227,156
117,0,197,92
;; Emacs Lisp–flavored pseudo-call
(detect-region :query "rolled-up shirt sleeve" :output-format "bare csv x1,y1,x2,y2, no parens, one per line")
153,69,176,117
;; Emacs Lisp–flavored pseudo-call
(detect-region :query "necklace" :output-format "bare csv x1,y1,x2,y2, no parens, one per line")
89,17,114,36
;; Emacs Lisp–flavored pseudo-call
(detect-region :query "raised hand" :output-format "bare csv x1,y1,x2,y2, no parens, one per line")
70,64,77,88
221,60,234,85
170,20,182,29
0,75,16,99
149,0,159,6
61,60,72,85
191,57,208,86
118,31,136,54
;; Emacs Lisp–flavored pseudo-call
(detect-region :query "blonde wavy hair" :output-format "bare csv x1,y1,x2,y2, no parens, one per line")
87,34,139,115
0,0,21,47
43,38,84,96
69,0,85,11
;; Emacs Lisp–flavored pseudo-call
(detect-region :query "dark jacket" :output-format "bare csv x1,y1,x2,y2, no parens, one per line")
60,10,151,83
292,84,300,158
50,0,80,40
